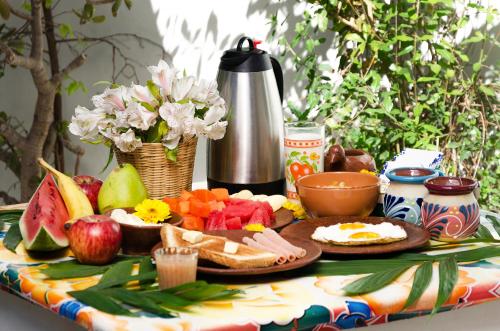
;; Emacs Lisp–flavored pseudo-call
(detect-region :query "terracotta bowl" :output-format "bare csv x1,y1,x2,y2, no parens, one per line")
105,208,183,255
296,172,380,217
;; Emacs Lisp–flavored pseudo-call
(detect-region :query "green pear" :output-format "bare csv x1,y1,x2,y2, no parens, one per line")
98,163,148,213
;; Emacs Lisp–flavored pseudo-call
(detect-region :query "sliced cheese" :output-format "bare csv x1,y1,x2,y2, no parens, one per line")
223,241,239,254
267,195,287,212
182,230,203,244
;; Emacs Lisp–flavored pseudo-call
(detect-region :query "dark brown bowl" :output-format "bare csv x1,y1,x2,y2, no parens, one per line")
296,172,380,217
424,176,478,195
105,208,182,255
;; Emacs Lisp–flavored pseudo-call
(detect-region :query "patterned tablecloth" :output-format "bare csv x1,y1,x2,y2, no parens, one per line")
0,212,499,331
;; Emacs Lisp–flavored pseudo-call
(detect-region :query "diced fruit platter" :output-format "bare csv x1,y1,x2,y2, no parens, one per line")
163,189,293,232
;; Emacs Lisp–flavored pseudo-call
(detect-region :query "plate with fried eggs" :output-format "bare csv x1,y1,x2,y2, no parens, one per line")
280,216,430,255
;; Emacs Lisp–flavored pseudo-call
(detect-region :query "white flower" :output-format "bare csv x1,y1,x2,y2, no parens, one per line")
158,102,196,149
380,75,392,91
129,83,158,106
171,75,195,101
69,106,106,141
193,119,227,140
113,129,142,152
91,86,129,112
147,60,177,97
162,135,181,150
188,79,219,105
124,102,158,130
202,104,226,124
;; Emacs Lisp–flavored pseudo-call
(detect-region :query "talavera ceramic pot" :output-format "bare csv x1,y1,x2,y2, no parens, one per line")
421,177,479,242
383,168,441,225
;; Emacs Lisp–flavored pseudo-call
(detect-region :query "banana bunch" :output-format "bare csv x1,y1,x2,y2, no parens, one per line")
38,158,94,220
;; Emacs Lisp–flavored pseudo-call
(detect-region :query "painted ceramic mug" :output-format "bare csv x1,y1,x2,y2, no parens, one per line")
421,177,479,242
383,167,441,225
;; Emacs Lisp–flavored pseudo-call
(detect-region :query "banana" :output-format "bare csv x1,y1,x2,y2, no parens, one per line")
38,158,94,220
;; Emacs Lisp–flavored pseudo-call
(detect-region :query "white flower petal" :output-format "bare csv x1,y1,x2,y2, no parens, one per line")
171,76,195,101
113,129,142,152
147,60,177,97
91,86,129,111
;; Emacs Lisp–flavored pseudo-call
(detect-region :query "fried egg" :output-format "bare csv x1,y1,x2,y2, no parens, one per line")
311,222,407,246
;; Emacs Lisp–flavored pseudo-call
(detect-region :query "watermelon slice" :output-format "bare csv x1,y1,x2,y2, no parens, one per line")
248,207,271,226
206,211,227,230
19,175,69,251
225,217,242,230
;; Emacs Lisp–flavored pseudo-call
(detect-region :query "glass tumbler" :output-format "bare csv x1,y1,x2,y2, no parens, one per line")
284,121,325,200
154,247,198,289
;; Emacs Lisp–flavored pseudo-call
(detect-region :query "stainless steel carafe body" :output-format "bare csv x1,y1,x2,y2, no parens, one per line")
207,37,285,194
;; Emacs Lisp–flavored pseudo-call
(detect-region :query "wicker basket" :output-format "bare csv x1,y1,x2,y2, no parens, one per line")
114,138,198,199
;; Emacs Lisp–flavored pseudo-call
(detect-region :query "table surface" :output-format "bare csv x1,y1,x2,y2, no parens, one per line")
0,210,499,331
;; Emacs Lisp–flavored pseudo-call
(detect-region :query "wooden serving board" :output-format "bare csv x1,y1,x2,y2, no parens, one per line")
280,216,430,255
269,208,294,230
151,230,321,276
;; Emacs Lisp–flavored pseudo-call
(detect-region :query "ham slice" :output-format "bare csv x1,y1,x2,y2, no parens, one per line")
253,233,296,262
262,228,306,258
242,237,286,264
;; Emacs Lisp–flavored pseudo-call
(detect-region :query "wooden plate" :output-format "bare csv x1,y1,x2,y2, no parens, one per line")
270,208,294,230
279,216,430,255
151,230,321,276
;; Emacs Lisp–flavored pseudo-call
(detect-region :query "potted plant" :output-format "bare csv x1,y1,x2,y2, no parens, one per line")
69,60,227,198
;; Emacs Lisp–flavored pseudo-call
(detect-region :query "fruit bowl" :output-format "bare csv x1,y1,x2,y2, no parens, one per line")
296,172,380,217
105,208,183,255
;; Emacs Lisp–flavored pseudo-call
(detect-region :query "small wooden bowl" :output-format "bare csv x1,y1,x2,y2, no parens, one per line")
105,208,182,256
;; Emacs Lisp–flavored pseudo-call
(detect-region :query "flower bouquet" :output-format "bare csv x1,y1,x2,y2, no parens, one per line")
70,60,227,198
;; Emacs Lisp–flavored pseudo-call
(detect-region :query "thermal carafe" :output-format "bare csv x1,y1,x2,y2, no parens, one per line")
207,37,284,194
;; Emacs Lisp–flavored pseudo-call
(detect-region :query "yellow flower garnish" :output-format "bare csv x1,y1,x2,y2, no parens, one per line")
282,200,306,219
134,199,171,224
244,224,266,232
360,169,377,176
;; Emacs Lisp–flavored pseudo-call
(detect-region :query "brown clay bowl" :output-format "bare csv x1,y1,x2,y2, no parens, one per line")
296,172,380,217
105,208,183,255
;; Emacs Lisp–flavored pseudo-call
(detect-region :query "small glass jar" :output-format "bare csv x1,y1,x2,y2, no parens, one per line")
383,167,441,225
421,177,479,242
154,247,198,289
284,121,325,200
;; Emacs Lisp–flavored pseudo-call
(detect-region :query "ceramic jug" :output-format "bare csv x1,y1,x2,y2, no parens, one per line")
383,167,441,225
421,177,479,242
324,144,376,172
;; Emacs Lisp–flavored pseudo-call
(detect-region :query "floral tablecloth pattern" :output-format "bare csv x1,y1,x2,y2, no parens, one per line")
1,213,499,331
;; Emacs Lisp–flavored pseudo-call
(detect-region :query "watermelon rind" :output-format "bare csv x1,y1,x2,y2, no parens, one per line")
21,226,68,251
19,174,69,252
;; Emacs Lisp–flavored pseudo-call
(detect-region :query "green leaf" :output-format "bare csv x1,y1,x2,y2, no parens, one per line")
139,256,155,286
143,291,194,310
124,0,132,10
103,288,173,317
313,259,415,276
433,257,458,313
92,15,106,23
3,223,22,253
112,0,122,17
98,260,134,286
343,266,411,295
417,77,440,83
397,45,413,56
58,23,73,38
69,290,133,316
472,62,481,72
475,224,495,240
491,219,500,236
0,210,23,224
479,85,495,97
345,33,364,43
89,271,157,290
396,35,413,42
100,146,114,173
0,0,11,20
147,80,161,100
403,261,433,309
146,121,168,143
42,257,141,279
430,63,441,74
165,147,178,162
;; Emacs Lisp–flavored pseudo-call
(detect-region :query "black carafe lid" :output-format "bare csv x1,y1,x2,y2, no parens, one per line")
219,36,272,72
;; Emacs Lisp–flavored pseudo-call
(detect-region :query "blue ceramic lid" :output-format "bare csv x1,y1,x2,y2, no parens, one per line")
386,167,440,184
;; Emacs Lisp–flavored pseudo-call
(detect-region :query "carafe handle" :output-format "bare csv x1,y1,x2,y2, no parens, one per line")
270,57,284,102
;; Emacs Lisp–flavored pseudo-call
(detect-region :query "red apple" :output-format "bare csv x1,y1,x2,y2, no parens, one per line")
65,215,122,265
73,175,103,212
